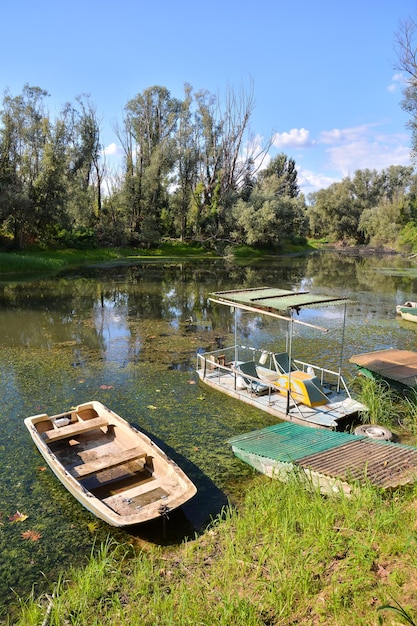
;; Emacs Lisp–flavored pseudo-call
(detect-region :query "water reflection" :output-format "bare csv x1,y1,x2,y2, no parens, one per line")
2,251,417,613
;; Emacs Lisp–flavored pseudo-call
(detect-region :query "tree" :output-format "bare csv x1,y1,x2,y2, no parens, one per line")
307,178,361,243
258,153,299,198
0,85,50,248
122,86,181,245
395,19,417,158
170,83,198,240
232,154,307,248
192,84,268,241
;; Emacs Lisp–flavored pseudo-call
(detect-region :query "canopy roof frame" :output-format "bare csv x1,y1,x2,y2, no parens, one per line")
209,288,353,333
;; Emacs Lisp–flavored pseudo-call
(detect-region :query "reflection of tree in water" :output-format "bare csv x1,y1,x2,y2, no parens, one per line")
306,251,417,299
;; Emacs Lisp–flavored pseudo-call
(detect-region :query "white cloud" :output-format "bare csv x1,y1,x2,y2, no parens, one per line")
319,123,379,145
103,142,123,158
272,122,412,195
272,128,312,149
320,124,411,177
297,168,337,194
387,72,406,93
326,139,411,177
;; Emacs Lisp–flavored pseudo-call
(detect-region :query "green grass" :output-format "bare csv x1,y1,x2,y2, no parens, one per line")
355,377,397,426
0,243,216,277
9,476,417,625
0,238,321,278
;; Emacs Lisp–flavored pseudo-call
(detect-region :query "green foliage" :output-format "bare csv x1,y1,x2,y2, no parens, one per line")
355,376,396,426
1,83,417,252
308,166,416,246
11,477,417,625
378,596,417,625
398,222,417,253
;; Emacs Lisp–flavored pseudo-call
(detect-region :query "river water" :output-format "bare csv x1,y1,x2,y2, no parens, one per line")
1,250,417,611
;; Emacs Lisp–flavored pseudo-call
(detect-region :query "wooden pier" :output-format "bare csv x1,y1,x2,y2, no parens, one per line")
349,348,417,389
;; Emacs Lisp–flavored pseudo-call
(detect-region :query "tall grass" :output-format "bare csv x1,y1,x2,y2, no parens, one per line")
9,476,417,625
356,376,397,426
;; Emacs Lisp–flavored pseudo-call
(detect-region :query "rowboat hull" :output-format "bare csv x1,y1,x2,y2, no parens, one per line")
396,301,417,322
398,307,417,323
25,401,197,527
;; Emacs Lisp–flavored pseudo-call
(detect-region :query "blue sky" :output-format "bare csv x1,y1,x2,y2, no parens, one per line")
2,0,417,195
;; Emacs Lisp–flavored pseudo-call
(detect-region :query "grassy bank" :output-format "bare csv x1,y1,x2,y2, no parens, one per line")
0,240,319,278
0,242,218,277
9,475,417,625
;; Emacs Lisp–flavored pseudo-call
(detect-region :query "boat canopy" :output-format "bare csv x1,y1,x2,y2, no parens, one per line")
209,288,352,315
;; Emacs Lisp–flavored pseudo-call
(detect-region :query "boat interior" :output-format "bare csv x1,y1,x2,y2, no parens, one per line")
30,405,176,516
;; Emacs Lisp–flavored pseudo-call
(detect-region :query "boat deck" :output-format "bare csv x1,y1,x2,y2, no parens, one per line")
228,422,417,490
349,349,417,388
198,367,364,429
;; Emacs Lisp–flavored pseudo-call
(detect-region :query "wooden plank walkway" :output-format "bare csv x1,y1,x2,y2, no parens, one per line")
228,422,417,490
349,348,417,388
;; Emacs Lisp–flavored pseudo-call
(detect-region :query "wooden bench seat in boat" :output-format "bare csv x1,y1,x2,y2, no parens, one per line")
72,447,148,479
42,416,108,443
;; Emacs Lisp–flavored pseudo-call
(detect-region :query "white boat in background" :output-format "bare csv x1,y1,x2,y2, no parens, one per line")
396,301,417,323
196,288,367,430
25,401,197,527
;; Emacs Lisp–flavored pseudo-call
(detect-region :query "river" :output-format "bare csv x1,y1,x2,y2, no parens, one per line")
1,249,417,612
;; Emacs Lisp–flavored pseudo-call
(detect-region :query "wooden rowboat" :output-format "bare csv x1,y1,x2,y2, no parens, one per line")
24,401,197,527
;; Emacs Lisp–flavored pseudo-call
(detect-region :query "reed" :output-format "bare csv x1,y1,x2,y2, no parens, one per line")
9,476,417,625
355,376,396,426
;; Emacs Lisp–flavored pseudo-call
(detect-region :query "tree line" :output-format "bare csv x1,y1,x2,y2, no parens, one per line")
2,45,417,252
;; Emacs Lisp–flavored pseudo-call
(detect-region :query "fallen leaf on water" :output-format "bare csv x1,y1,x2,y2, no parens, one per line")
21,530,42,541
38,466,47,472
9,511,28,523
99,385,114,389
147,404,158,410
187,380,196,385
78,379,86,384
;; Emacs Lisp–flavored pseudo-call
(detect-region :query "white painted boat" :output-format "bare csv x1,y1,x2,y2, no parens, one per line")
196,288,367,429
25,401,197,527
396,302,417,323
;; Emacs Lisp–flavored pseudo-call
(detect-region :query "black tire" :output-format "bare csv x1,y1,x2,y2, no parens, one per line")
354,424,393,441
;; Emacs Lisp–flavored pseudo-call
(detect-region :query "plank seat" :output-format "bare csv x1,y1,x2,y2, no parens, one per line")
72,447,147,479
42,416,108,443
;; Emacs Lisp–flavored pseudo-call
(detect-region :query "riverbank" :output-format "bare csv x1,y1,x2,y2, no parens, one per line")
11,475,417,625
0,239,322,278
0,242,217,278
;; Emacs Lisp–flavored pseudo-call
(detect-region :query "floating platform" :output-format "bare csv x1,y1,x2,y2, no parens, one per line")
228,422,417,494
349,348,417,389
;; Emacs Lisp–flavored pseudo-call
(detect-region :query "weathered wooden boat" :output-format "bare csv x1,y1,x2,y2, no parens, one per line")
350,348,417,391
24,401,197,527
196,288,367,430
228,422,417,494
396,302,417,323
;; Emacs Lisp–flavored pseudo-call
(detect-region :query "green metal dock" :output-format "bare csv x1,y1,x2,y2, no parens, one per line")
228,423,417,491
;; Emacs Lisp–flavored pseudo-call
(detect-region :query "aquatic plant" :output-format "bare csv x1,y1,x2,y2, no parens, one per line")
356,376,396,426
